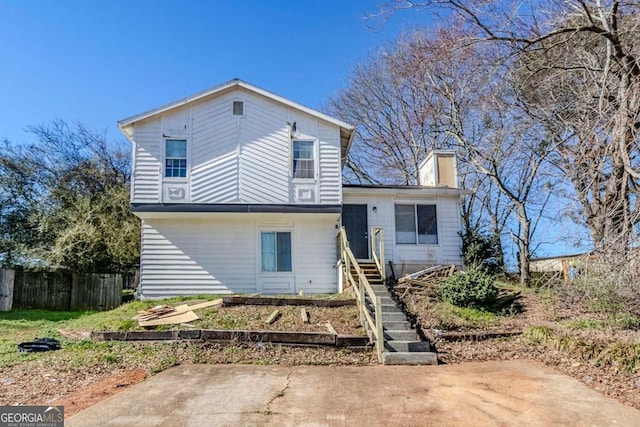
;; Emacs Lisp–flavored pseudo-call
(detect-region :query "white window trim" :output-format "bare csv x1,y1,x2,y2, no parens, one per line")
394,203,439,246
291,139,317,181
163,137,189,182
258,229,294,274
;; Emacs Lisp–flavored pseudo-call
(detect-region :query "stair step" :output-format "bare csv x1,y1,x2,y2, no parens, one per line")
380,312,406,322
384,330,418,341
382,351,438,365
384,340,431,352
369,328,419,341
366,303,402,313
379,321,412,330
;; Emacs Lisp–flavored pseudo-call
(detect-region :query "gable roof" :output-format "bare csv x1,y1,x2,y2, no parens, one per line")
118,78,356,159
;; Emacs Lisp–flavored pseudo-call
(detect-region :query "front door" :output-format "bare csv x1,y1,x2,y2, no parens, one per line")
342,204,369,259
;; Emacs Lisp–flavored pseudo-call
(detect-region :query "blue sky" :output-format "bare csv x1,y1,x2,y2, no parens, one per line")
0,0,426,143
0,0,587,259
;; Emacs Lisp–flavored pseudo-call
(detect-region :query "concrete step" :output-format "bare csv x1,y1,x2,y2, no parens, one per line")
365,321,413,336
366,303,402,313
379,320,412,330
380,312,407,322
382,351,438,365
383,330,418,341
384,340,431,352
370,329,418,343
369,285,387,292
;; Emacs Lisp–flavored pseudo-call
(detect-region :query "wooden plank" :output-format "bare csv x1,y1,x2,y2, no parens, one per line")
0,269,15,311
125,331,179,340
184,298,223,311
223,296,356,307
336,335,370,347
301,308,309,324
325,322,338,335
200,330,337,345
398,265,444,283
138,299,223,321
448,265,456,276
139,311,199,327
403,278,439,288
265,309,281,325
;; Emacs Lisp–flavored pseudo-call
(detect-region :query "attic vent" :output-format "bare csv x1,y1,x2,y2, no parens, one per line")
233,101,244,116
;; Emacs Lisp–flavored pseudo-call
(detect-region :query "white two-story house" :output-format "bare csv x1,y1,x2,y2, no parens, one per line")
118,79,466,298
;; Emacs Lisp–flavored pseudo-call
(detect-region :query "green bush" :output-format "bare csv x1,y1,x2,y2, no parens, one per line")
439,269,498,308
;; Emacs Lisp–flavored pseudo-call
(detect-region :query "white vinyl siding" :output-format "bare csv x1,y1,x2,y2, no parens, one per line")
343,190,463,268
128,88,342,205
137,213,339,298
317,122,341,204
190,92,240,202
132,119,162,202
239,93,290,203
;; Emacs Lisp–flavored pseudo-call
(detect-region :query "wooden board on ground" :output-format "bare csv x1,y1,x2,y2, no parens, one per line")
135,299,222,325
397,265,456,286
325,322,338,335
265,309,281,324
301,308,309,324
139,311,199,327
223,296,356,307
183,299,223,312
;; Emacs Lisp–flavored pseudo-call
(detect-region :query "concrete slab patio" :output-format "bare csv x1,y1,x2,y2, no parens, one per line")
67,360,640,427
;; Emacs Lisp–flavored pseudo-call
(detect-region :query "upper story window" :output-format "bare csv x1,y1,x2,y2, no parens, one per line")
292,140,314,179
165,139,187,178
395,204,438,244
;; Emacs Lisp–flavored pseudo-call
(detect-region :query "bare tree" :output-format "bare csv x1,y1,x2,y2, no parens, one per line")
327,38,454,185
373,0,640,260
331,26,559,284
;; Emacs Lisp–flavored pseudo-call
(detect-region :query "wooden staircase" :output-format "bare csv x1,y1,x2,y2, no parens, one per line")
351,261,437,365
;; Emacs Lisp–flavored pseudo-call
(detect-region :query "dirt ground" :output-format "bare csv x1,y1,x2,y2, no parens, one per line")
0,341,376,418
398,289,640,410
2,293,639,417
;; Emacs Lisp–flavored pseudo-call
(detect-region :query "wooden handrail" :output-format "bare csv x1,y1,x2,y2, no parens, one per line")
338,227,384,362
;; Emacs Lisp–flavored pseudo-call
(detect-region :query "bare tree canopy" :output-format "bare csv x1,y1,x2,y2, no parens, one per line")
371,0,640,262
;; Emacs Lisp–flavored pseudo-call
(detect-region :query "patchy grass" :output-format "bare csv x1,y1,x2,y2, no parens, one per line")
0,294,363,371
434,302,501,329
563,314,640,331
524,325,640,373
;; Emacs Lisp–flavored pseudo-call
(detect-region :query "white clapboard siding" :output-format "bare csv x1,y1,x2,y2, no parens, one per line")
438,198,464,264
128,86,344,206
132,119,162,202
292,216,340,294
139,218,257,298
139,213,340,298
318,122,341,204
239,93,290,203
342,191,464,268
191,94,240,202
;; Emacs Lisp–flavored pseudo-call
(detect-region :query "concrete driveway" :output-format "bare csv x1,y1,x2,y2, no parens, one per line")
67,360,640,426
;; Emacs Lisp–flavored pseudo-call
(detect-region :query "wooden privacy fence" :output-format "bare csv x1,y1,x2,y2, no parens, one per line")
0,269,123,311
